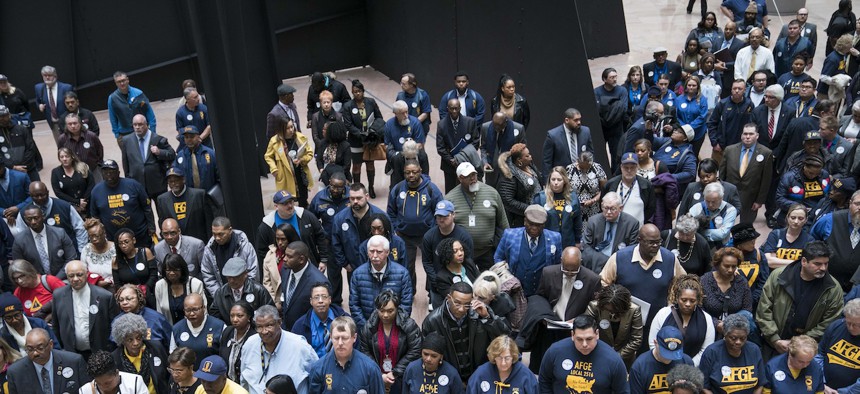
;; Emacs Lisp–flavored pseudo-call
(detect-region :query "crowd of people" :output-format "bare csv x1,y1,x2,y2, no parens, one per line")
3,0,860,393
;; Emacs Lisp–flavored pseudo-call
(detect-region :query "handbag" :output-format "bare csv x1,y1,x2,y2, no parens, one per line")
363,144,387,161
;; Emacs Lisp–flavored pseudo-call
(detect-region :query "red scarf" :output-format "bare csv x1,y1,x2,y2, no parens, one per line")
376,322,399,371
275,248,287,271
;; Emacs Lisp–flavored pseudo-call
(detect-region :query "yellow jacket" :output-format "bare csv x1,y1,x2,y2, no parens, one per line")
264,132,314,194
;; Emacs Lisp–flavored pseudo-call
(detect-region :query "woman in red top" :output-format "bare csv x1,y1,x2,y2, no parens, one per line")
8,259,65,322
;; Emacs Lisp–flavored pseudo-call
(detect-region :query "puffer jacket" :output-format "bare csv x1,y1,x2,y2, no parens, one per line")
331,203,387,270
756,259,843,347
357,311,422,379
201,229,259,297
359,235,408,269
497,152,542,228
387,174,443,238
349,261,414,328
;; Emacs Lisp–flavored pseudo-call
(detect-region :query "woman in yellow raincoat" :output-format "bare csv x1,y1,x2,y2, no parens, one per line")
265,116,314,206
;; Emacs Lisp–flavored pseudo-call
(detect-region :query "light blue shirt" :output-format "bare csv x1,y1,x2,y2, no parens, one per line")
33,353,54,392
240,330,318,394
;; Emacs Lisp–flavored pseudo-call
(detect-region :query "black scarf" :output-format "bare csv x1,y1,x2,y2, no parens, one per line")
121,344,153,388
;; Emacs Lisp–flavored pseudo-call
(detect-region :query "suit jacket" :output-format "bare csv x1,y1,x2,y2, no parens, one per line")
121,131,176,197
601,175,656,223
581,212,640,273
535,265,602,321
711,35,746,67
542,124,593,176
436,115,479,166
10,225,77,279
267,101,302,137
750,104,794,153
480,119,525,169
153,235,205,280
52,283,119,353
281,263,329,330
642,60,684,88
34,81,74,128
7,349,90,394
155,187,214,242
720,143,774,208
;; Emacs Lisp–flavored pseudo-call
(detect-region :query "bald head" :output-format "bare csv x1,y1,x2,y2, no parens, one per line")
29,181,49,206
492,112,506,125
132,114,148,137
561,247,582,271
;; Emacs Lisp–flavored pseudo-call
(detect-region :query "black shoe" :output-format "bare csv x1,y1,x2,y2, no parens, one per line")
369,188,376,199
686,8,693,14
766,218,777,229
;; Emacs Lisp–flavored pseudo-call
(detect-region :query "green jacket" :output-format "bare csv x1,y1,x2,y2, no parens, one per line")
755,260,844,346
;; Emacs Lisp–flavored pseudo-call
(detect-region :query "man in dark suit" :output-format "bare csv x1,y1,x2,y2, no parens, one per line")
720,123,774,224
7,328,90,394
154,218,205,279
642,47,684,89
602,153,656,226
209,257,273,323
34,65,74,143
436,98,479,193
480,112,525,186
280,240,329,331
156,166,213,241
11,204,77,282
267,84,301,137
581,193,640,273
52,260,118,359
121,114,176,199
542,108,593,178
712,22,746,97
750,85,795,226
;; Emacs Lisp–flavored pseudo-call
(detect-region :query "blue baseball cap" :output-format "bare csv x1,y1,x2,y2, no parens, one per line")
181,125,200,135
621,152,639,165
273,190,295,204
656,326,685,361
166,166,185,178
194,355,227,381
434,200,455,216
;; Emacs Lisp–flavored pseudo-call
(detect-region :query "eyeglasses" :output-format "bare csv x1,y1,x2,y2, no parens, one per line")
640,239,662,246
602,206,620,212
494,356,513,363
3,312,22,322
449,299,471,309
311,295,330,301
25,343,50,354
184,306,204,314
167,367,188,375
561,268,580,276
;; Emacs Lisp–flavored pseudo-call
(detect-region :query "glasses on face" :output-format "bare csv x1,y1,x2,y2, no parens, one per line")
184,306,203,314
494,356,513,363
167,367,189,375
25,343,50,354
602,206,620,213
3,312,22,322
640,239,662,246
449,299,471,309
311,295,330,301
561,268,580,276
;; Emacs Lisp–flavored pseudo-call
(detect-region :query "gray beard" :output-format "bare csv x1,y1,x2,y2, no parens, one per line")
468,183,480,193
399,118,410,126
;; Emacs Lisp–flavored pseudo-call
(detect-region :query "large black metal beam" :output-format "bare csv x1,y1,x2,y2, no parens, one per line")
183,0,279,236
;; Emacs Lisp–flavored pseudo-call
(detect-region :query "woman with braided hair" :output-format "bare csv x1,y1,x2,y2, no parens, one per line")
584,284,644,368
110,312,170,394
648,274,715,366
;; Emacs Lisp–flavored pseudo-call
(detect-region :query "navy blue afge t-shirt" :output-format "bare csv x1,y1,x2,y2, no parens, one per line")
538,338,630,394
699,340,768,394
629,351,694,394
819,318,860,389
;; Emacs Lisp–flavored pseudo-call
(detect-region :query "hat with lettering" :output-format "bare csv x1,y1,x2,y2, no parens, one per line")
804,130,822,141
166,166,185,178
273,190,295,204
277,84,297,96
456,162,477,177
100,159,120,170
656,326,685,361
731,223,760,245
434,200,455,216
221,257,247,277
524,204,547,224
832,176,857,195
194,355,228,382
181,125,200,135
0,293,23,316
621,152,639,165
0,106,9,116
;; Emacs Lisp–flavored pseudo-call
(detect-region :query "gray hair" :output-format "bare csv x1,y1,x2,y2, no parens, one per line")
674,214,699,234
367,235,390,252
8,259,38,279
40,65,57,76
765,84,785,102
723,313,750,335
402,140,419,159
645,100,663,114
65,260,88,272
602,191,621,206
111,313,148,344
182,87,197,99
578,151,594,164
392,100,408,113
845,299,860,318
254,305,281,322
703,182,724,199
473,271,502,300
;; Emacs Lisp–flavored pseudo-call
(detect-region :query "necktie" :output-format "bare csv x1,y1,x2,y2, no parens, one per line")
529,237,538,254
568,130,578,164
740,148,750,177
375,272,383,282
284,273,297,308
852,227,860,249
139,137,147,160
748,49,757,79
602,222,616,256
48,86,57,121
453,119,459,130
798,101,805,117
232,289,242,302
768,110,775,139
35,233,50,273
323,325,332,352
41,366,51,394
191,152,201,188
171,246,177,254
553,276,575,319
